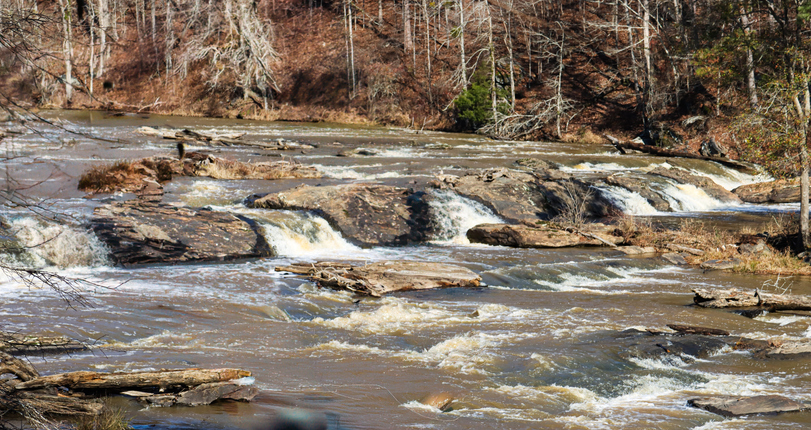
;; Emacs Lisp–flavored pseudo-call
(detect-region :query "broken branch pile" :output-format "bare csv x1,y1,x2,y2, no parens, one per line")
136,126,314,150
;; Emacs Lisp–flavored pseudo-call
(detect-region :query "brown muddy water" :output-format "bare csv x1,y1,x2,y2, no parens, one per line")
2,111,810,429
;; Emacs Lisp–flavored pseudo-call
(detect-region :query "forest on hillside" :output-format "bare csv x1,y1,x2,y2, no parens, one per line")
2,0,811,172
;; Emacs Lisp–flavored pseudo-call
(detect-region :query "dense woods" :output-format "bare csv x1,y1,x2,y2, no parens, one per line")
1,1,811,153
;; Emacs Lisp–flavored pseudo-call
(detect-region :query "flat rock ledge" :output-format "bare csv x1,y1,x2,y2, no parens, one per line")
91,201,272,265
688,395,808,417
466,223,624,248
275,261,481,297
248,184,433,247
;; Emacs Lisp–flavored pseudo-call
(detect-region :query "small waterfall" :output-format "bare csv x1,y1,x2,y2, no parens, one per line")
3,217,109,269
429,190,504,244
596,186,659,215
256,211,361,258
659,182,728,212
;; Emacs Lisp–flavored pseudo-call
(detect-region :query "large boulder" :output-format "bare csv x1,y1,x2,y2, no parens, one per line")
733,178,800,203
275,261,481,297
91,201,272,265
247,184,433,247
434,169,618,224
466,223,624,248
648,167,741,204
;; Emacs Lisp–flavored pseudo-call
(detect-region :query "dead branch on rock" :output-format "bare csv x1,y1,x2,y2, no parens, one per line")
693,288,811,310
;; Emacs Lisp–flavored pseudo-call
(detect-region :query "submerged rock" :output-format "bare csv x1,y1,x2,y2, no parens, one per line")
91,201,272,265
733,178,800,203
275,261,481,297
248,184,433,247
420,392,454,411
700,259,741,271
466,223,623,248
688,395,808,417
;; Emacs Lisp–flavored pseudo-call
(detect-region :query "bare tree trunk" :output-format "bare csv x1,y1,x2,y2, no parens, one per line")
98,0,107,77
403,0,412,53
642,0,651,124
487,4,496,116
423,0,431,102
457,0,467,87
803,127,811,250
347,0,356,98
58,0,74,103
740,6,758,107
378,0,382,23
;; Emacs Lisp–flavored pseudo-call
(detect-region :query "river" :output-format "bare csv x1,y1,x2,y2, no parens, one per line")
2,111,810,429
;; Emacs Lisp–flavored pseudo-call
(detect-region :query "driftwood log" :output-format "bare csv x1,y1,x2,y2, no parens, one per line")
276,261,481,297
2,367,256,417
15,368,250,391
1,333,87,356
693,288,811,310
136,126,313,150
605,136,758,174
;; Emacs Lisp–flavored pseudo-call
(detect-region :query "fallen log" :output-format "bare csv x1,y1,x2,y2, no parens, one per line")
15,368,250,391
276,261,481,297
693,288,811,310
1,333,87,356
135,126,312,150
666,324,729,336
607,138,758,174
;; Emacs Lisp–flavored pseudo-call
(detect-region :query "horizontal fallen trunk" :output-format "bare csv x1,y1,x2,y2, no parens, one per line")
666,324,729,336
136,127,313,150
276,261,481,297
15,368,250,391
1,333,87,356
693,288,811,310
609,139,758,174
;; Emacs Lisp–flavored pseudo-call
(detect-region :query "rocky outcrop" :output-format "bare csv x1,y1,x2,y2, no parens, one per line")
433,168,618,224
248,184,432,247
275,261,481,297
733,178,800,203
91,201,272,265
688,395,808,417
466,223,623,248
648,167,742,204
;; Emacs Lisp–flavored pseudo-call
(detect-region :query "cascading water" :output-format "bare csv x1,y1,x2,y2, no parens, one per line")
428,190,504,244
2,217,109,269
596,186,660,215
251,210,361,258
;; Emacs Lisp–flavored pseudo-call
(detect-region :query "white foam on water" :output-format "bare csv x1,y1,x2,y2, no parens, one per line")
310,301,456,335
311,164,406,180
755,314,810,326
597,185,660,215
4,217,109,269
686,166,771,191
559,162,632,173
176,180,236,207
428,190,504,244
420,331,531,374
660,182,729,212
